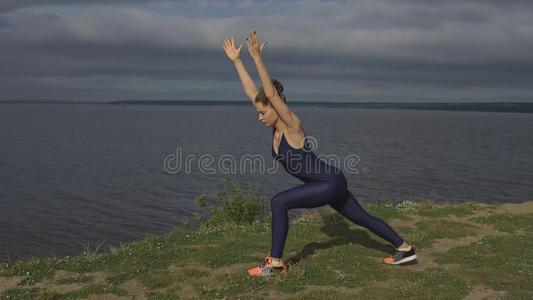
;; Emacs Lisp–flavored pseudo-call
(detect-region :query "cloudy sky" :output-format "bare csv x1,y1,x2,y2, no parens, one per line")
1,0,532,102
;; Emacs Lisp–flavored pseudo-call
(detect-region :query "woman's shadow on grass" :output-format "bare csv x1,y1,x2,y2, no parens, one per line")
286,211,408,267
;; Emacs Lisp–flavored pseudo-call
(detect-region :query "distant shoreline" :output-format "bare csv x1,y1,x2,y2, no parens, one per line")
1,100,533,113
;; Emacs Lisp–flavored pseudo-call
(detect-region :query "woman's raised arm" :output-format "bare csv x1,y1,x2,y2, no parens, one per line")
223,36,258,104
247,31,300,129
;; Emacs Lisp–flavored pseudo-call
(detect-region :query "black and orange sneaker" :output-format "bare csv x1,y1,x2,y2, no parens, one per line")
383,246,417,265
247,256,287,277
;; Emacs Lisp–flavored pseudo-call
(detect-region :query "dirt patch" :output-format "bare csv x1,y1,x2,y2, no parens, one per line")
389,214,428,228
157,261,212,296
292,284,362,299
168,259,212,274
86,294,131,300
208,262,250,278
34,281,86,294
464,284,506,300
194,263,253,291
494,201,533,214
239,285,298,300
0,276,24,293
187,284,201,296
430,230,505,256
160,284,194,299
165,260,262,296
86,271,109,284
404,250,438,271
404,215,508,272
119,279,149,300
27,269,88,293
1,270,109,295
1,270,107,296
428,216,507,253
53,270,79,281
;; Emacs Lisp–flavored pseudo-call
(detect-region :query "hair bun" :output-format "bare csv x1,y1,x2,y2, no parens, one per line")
272,78,284,94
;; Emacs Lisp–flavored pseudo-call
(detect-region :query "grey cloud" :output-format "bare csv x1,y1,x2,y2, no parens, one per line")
1,0,532,102
0,0,159,12
4,3,532,63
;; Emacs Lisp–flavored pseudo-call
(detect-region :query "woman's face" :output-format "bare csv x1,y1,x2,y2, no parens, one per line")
255,102,278,127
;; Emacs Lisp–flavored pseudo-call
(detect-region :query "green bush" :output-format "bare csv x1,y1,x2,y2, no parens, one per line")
194,179,270,228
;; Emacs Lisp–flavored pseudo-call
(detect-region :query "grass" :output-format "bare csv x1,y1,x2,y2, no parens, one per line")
435,234,533,297
416,202,477,218
356,268,470,299
1,197,532,299
473,212,533,233
59,283,128,299
1,288,40,300
398,219,479,248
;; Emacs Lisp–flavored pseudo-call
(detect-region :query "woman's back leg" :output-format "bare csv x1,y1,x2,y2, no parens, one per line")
329,190,404,248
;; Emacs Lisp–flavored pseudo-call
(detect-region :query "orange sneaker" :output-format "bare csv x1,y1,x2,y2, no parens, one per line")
247,256,287,277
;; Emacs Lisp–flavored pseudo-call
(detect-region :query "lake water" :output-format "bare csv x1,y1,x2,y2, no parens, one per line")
1,103,532,261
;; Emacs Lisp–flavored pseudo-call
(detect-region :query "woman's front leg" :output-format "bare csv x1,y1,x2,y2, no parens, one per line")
270,182,335,258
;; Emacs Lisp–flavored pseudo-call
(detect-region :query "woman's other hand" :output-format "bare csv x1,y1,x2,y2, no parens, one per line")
247,30,267,61
223,36,243,62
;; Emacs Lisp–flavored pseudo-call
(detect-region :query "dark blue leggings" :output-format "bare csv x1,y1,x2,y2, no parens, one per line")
270,181,404,258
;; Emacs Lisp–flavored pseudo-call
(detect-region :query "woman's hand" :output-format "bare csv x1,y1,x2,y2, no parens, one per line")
223,36,243,62
247,30,267,61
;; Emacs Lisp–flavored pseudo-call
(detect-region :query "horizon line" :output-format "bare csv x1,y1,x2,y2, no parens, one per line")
1,99,532,104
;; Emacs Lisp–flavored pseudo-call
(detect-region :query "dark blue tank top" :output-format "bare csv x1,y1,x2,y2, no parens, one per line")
272,130,344,183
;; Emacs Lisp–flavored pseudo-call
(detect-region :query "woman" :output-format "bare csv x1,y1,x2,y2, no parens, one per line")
222,31,417,277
